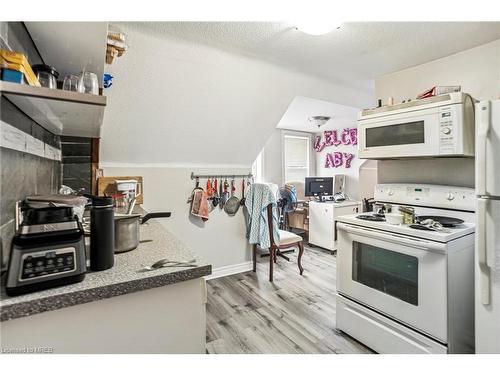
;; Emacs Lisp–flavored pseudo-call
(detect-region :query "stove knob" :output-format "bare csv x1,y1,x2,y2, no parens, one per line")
441,127,451,135
386,189,394,196
446,192,455,201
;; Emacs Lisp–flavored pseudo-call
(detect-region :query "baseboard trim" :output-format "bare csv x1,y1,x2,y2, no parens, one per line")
205,261,253,280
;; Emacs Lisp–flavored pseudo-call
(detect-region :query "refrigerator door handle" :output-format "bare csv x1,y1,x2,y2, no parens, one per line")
477,198,491,305
476,101,490,196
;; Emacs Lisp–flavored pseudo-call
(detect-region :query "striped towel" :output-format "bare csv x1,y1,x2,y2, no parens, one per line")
244,183,280,249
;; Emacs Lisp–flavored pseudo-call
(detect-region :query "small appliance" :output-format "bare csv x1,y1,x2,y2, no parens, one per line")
358,92,475,159
277,185,298,231
5,203,86,296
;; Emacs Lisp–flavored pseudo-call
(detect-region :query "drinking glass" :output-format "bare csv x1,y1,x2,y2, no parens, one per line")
77,71,99,95
62,74,79,91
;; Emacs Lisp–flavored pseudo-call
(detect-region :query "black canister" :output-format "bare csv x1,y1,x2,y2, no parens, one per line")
89,196,115,271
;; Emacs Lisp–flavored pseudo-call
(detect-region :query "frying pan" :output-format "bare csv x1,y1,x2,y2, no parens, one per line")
416,215,464,227
224,179,240,216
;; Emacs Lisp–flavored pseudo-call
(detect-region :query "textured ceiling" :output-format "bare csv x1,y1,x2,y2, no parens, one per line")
128,22,500,91
277,96,359,133
101,24,373,165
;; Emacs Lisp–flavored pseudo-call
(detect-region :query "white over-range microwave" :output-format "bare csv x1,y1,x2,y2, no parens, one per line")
358,92,475,159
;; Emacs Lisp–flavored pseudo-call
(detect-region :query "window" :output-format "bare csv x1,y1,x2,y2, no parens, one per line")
283,135,310,183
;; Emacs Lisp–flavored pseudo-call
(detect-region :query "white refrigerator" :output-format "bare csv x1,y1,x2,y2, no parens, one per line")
475,99,500,353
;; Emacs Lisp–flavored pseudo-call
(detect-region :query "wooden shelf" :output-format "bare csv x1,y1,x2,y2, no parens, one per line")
1,81,106,138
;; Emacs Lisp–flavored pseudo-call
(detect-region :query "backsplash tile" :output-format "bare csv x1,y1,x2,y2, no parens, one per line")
0,220,16,272
1,97,61,149
62,163,91,193
0,100,62,271
61,142,91,158
0,148,61,269
61,136,93,193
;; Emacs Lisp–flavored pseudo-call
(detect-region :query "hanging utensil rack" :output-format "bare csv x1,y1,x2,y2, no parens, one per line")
190,172,253,180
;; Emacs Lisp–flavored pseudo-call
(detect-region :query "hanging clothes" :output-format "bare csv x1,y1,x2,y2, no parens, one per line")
244,183,280,249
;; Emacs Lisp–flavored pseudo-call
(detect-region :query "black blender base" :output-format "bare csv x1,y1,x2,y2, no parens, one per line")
5,273,85,296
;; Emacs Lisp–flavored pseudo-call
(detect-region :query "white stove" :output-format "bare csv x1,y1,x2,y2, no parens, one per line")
335,184,476,354
338,213,475,243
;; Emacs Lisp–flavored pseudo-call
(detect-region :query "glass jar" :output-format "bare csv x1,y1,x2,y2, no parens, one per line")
32,64,59,89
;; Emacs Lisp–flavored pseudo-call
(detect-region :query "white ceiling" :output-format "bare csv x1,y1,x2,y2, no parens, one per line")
133,22,500,91
277,96,359,133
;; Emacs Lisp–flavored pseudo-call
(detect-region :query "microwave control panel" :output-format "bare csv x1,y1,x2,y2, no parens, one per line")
438,106,457,154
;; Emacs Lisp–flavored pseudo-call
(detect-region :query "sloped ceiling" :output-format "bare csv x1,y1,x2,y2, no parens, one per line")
276,96,359,133
100,23,373,165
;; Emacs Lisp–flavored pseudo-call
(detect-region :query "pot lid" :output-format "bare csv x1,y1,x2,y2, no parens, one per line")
32,64,59,79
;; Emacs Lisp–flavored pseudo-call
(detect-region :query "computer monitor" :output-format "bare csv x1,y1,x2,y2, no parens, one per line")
305,177,333,200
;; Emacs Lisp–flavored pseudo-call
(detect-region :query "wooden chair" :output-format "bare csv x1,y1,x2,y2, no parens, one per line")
252,204,305,282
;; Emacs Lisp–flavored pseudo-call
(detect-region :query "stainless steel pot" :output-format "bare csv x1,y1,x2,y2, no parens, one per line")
114,212,171,253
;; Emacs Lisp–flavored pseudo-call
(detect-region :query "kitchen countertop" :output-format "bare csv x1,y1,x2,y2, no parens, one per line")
0,209,211,321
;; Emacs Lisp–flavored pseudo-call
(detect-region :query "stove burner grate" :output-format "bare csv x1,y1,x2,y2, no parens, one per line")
356,214,386,222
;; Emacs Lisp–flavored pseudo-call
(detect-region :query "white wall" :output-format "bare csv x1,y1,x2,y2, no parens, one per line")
100,24,373,272
260,129,283,185
375,39,500,102
358,160,378,202
377,159,475,188
102,166,251,270
374,39,500,188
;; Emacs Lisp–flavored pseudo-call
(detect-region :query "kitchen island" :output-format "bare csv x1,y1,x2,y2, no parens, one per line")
0,213,211,353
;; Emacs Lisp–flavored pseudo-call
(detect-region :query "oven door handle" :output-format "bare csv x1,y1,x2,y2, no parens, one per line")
337,222,447,254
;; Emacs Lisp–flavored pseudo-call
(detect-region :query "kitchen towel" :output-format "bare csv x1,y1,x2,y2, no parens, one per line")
191,188,210,221
244,183,280,249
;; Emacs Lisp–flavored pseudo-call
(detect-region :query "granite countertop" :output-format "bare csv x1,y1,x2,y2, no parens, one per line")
0,210,211,321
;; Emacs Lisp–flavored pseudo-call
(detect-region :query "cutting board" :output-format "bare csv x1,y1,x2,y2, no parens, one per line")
97,176,144,204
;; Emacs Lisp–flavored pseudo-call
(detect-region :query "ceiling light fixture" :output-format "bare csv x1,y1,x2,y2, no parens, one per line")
309,116,331,128
294,21,342,36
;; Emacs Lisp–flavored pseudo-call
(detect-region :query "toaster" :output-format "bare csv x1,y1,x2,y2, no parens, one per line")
5,203,87,296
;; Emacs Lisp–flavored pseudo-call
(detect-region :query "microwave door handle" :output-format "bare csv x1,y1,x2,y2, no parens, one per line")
337,222,447,254
476,101,490,196
477,198,491,305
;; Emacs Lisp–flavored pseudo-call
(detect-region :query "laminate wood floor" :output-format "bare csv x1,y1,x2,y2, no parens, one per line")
206,245,373,354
